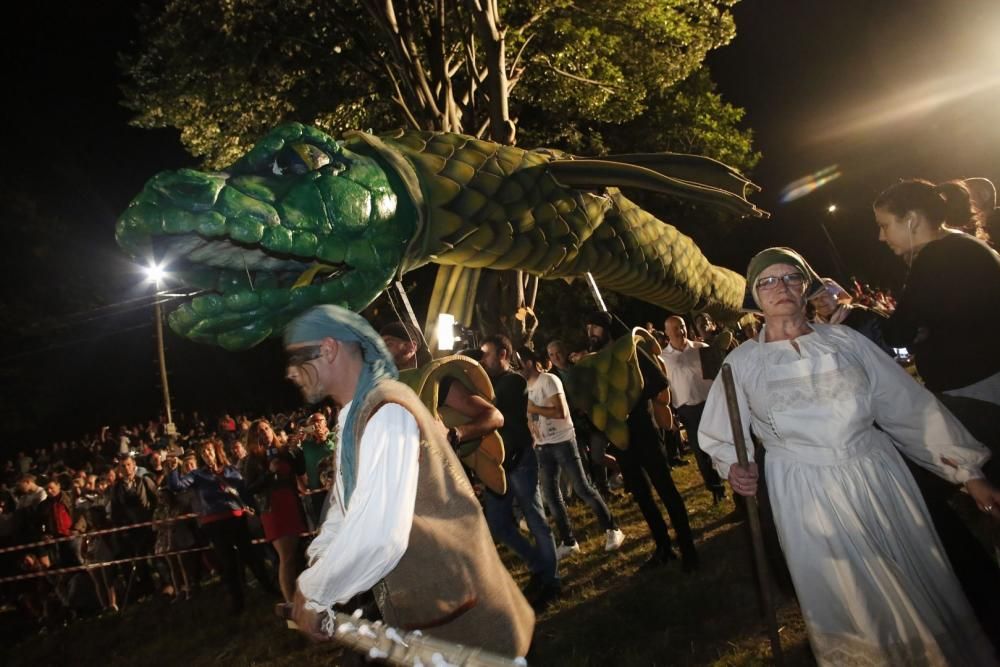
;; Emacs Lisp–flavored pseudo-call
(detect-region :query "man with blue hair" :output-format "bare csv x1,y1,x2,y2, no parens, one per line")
285,305,533,657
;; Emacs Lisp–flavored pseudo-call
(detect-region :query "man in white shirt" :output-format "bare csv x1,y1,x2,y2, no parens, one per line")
518,346,625,560
659,316,725,502
284,305,533,657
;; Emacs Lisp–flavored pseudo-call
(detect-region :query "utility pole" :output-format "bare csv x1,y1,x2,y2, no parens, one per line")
153,294,174,430
144,263,175,436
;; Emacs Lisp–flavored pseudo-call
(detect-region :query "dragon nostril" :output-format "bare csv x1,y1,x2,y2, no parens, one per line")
152,170,227,210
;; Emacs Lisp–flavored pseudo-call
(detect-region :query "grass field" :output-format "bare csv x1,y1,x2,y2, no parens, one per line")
3,461,815,666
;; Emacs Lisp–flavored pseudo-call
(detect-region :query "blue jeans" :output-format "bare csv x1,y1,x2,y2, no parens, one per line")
537,438,615,544
483,447,558,583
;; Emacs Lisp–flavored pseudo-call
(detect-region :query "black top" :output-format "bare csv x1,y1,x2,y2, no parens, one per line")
438,375,455,409
626,348,669,435
490,370,533,467
883,232,1000,391
842,305,894,357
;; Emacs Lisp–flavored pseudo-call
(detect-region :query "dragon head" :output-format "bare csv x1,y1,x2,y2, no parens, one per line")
116,123,417,350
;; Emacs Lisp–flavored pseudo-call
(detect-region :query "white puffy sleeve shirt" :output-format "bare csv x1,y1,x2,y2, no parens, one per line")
298,400,421,612
697,324,989,484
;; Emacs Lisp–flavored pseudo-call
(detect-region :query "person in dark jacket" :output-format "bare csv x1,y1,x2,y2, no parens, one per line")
169,438,277,612
480,334,560,610
585,311,698,572
809,278,894,356
874,178,1000,644
874,178,1000,400
110,455,157,596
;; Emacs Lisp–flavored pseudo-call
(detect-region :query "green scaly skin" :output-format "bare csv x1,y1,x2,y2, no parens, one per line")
117,123,762,350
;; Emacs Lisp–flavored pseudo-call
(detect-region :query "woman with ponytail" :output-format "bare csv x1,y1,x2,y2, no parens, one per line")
874,178,1000,402
874,180,1000,648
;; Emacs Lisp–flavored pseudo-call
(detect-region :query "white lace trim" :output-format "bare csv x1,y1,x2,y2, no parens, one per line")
811,631,950,667
767,366,868,412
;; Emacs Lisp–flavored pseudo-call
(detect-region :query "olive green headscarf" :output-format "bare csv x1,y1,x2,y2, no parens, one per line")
742,247,824,311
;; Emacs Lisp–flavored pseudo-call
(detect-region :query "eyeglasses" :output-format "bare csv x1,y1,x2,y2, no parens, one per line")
286,345,323,367
755,272,806,291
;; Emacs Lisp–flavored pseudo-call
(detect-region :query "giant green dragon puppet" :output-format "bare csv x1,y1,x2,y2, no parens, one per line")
117,123,764,450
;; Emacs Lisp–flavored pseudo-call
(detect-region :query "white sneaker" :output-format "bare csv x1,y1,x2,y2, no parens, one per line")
555,540,581,560
605,528,625,552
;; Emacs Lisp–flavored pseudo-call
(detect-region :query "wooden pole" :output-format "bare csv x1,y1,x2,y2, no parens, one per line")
720,363,784,665
153,295,173,427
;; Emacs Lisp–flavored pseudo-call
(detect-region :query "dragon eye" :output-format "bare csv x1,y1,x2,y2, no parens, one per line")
269,144,331,177
291,143,332,170
270,147,308,176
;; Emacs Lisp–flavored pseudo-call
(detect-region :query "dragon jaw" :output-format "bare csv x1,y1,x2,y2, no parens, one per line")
115,124,416,350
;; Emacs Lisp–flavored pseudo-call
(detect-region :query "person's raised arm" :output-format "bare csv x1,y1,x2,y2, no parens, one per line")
167,467,196,492
443,381,504,444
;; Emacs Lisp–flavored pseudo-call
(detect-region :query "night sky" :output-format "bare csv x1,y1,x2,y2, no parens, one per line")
2,1,998,449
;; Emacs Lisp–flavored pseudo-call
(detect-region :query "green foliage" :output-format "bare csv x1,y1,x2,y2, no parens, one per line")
518,67,759,174
122,0,394,168
121,0,750,168
514,0,737,125
621,68,760,172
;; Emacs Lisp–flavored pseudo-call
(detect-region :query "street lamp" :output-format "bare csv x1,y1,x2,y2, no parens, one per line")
143,262,174,432
436,313,457,352
819,204,848,280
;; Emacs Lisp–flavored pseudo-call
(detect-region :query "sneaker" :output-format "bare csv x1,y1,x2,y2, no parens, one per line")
555,540,581,560
608,473,625,490
604,528,625,552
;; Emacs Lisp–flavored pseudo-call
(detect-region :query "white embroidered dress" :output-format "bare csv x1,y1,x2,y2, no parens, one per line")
699,324,994,666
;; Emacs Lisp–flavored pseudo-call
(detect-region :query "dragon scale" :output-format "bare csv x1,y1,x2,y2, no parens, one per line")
116,124,763,350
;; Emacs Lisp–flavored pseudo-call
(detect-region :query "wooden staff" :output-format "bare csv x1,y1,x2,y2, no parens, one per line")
720,363,784,665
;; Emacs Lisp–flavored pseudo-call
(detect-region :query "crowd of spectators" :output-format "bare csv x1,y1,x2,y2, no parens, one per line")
0,405,336,630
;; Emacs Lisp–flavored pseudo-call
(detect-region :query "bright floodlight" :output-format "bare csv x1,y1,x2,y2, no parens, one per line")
827,204,838,214
144,262,166,286
436,313,456,351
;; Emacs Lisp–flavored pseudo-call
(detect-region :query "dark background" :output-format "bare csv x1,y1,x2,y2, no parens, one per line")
1,0,998,450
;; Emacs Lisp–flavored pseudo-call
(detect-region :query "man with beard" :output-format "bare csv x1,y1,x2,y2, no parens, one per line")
286,306,533,657
585,311,698,572
479,334,560,610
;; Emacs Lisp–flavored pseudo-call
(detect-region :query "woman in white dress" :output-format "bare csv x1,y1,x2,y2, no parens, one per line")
698,247,1000,666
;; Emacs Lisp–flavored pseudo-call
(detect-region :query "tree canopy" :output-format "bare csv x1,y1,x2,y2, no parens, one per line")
121,0,754,170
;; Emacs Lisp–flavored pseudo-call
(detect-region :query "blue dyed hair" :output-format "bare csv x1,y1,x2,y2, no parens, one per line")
284,305,398,507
